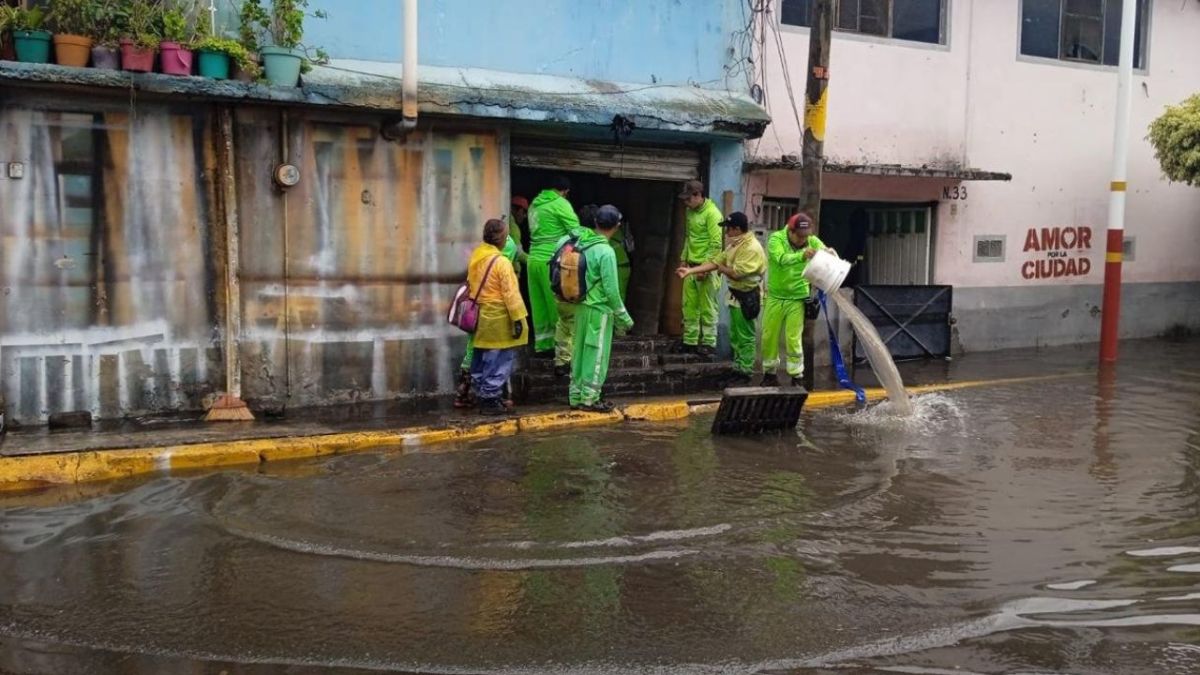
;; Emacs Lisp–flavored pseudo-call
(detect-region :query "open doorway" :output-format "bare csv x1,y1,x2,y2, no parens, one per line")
762,198,935,287
511,167,688,336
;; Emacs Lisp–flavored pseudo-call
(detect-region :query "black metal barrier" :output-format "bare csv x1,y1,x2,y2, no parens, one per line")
852,285,953,362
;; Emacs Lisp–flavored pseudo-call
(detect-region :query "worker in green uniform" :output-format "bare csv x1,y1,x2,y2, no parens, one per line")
611,221,632,301
761,212,833,387
569,205,634,412
678,180,723,358
676,212,765,384
455,233,524,408
527,176,581,358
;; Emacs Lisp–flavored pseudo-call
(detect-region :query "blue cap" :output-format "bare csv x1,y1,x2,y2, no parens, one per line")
596,205,623,227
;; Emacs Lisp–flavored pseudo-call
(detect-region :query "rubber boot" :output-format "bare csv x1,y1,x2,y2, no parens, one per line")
454,369,474,408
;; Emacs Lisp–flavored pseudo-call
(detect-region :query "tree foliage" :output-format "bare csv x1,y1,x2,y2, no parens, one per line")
1148,94,1200,186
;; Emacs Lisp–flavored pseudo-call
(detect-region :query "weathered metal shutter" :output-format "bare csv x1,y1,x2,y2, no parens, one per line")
865,207,933,285
510,139,701,181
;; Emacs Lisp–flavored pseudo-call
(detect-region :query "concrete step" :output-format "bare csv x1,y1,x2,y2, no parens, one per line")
512,361,736,403
521,351,717,373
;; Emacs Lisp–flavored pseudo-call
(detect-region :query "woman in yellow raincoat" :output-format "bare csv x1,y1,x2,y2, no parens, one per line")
467,219,529,415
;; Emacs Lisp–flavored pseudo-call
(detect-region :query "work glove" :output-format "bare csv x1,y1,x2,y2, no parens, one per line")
616,316,634,337
512,320,524,339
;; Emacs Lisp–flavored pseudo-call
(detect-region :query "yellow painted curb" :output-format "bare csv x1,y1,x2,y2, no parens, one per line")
622,401,691,421
399,420,519,446
518,409,623,432
0,373,1083,493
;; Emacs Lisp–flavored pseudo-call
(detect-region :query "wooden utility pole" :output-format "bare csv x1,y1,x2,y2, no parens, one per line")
801,0,833,390
799,0,833,227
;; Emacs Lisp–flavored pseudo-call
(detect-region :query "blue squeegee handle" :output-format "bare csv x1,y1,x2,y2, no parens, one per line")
817,290,867,407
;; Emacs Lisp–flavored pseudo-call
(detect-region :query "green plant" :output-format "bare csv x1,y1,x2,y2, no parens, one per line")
266,0,323,49
48,0,97,36
1148,94,1200,187
162,8,188,43
194,35,255,69
237,0,268,54
93,0,129,46
123,0,162,49
7,5,47,32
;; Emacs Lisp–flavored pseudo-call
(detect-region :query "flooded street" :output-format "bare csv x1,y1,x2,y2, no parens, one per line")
2,340,1199,674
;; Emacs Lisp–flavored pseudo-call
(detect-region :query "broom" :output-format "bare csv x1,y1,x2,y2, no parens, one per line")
205,108,255,423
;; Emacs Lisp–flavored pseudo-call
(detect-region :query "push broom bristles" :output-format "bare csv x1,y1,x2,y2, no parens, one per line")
204,394,255,422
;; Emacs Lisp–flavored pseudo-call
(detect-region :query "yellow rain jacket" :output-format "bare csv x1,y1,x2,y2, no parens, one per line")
468,243,529,349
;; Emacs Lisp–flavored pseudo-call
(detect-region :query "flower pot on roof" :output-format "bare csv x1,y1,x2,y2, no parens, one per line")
89,0,125,71
194,36,255,81
242,0,327,88
119,0,161,73
159,4,198,76
48,0,97,67
4,6,52,64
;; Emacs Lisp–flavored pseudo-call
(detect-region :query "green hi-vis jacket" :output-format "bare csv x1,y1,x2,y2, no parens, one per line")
766,229,826,301
528,190,581,261
682,198,723,264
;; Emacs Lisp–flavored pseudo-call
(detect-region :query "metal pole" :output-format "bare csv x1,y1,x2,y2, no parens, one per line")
800,0,832,390
1100,0,1137,363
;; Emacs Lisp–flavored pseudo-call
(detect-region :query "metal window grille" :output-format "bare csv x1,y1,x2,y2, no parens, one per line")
973,235,1006,263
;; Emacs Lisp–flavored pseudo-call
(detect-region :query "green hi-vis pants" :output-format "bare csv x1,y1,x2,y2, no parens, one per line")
528,257,558,353
681,272,719,347
460,334,475,371
728,305,757,375
618,264,630,302
761,295,804,378
554,300,577,367
569,305,614,407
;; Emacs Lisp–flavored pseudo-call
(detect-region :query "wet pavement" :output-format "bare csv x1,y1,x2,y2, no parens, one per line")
1,339,1199,674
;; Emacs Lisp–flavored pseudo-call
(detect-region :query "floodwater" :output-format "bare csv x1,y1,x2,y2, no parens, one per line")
2,340,1199,674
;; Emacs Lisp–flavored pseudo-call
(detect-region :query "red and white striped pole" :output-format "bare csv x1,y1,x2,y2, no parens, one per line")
1100,0,1138,363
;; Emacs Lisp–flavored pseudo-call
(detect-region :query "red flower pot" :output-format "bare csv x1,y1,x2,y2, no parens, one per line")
159,41,193,76
119,38,156,73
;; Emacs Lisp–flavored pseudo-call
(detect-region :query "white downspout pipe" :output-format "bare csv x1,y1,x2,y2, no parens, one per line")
401,0,418,130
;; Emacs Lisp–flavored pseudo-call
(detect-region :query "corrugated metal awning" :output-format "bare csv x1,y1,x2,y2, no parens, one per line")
511,139,701,181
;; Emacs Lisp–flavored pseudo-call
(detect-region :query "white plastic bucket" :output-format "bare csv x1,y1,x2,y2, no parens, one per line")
803,249,851,294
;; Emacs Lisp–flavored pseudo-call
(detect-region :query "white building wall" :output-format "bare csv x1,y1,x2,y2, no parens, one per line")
750,0,1200,350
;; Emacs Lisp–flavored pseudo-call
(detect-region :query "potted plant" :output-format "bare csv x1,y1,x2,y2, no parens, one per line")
255,0,327,87
119,0,160,73
48,0,96,67
234,0,267,81
0,6,16,61
194,35,253,81
159,2,196,76
9,5,52,64
90,0,125,70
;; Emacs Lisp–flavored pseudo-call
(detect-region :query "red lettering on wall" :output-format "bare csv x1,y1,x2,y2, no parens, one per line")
1024,229,1041,252
1078,227,1092,250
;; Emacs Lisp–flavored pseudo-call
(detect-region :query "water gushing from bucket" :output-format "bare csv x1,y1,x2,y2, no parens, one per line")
804,250,913,416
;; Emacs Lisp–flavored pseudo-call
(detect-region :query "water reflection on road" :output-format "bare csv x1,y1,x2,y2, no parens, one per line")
1,340,1199,674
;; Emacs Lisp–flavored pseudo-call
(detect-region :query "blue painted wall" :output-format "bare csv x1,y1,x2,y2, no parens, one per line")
304,0,745,90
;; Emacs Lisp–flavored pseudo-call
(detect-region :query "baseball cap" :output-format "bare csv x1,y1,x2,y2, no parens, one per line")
721,212,749,230
596,204,623,227
787,213,814,230
511,196,529,209
678,179,704,199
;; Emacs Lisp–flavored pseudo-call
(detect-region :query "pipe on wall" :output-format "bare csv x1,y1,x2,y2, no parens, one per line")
401,0,418,130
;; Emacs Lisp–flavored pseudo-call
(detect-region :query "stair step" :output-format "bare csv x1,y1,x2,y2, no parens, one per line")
512,361,737,403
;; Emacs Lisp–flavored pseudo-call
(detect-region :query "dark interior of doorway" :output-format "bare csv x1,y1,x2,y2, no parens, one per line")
512,168,686,336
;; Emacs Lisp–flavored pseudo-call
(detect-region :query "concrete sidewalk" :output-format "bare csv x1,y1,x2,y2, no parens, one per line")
0,374,1088,494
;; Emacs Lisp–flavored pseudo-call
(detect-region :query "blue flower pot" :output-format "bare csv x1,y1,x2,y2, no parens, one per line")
14,30,52,64
260,46,303,87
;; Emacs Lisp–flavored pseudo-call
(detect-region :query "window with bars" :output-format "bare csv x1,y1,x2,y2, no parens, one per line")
781,0,946,45
1020,0,1148,68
